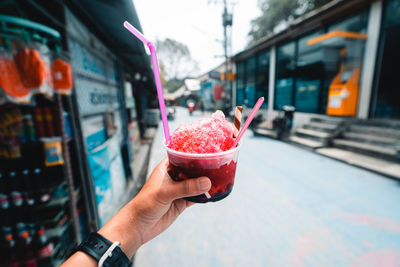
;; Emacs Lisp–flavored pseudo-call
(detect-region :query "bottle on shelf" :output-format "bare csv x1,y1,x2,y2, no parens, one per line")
1,226,18,264
22,114,37,142
34,108,46,138
4,110,22,159
32,168,51,204
21,169,38,236
21,169,36,209
0,171,12,227
33,225,54,259
0,192,11,227
43,107,55,137
13,108,24,143
26,217,37,263
9,171,24,225
15,222,36,264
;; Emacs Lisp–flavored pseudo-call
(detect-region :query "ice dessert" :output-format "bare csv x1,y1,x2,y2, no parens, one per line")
167,110,234,153
165,111,240,203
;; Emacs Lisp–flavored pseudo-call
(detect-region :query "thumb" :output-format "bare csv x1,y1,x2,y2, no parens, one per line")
161,177,212,202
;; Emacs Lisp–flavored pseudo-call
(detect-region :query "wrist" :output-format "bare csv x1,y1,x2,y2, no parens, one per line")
98,201,142,259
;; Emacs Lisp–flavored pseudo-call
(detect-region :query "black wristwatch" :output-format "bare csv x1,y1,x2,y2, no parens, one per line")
77,232,131,267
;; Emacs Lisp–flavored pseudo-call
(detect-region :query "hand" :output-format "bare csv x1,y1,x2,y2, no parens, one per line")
62,160,211,267
98,158,212,259
131,158,211,245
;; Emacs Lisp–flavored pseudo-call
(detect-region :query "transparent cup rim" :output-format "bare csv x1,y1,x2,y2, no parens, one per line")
163,140,242,158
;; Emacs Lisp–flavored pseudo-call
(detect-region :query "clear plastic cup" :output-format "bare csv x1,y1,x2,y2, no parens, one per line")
164,142,241,203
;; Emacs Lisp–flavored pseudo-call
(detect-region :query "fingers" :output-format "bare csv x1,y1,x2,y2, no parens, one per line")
160,177,211,203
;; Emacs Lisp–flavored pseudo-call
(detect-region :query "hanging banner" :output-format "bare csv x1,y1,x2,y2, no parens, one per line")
107,135,126,207
87,144,112,226
87,134,126,226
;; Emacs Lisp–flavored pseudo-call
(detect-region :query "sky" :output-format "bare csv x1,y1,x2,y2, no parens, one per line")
133,0,260,76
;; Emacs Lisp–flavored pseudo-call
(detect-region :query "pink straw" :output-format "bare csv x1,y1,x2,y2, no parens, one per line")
233,97,264,147
123,21,171,141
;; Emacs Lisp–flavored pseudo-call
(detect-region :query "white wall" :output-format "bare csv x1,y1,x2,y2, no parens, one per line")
268,46,277,121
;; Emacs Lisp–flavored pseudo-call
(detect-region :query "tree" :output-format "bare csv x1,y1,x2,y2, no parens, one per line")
248,0,333,44
165,79,184,93
155,38,199,82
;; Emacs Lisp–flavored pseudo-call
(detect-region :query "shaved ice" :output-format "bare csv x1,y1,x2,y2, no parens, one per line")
167,110,234,153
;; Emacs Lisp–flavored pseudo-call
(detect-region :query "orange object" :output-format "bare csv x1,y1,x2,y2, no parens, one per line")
21,231,29,238
307,30,366,117
13,48,47,89
5,234,13,241
307,31,368,46
220,72,236,81
52,58,73,93
0,56,30,102
43,138,64,166
327,65,360,117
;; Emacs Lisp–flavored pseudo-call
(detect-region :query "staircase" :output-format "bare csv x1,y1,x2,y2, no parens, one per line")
252,120,280,139
331,120,400,161
289,117,348,149
317,120,400,179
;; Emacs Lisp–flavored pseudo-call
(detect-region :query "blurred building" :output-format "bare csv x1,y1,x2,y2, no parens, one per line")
165,78,201,106
232,0,400,123
197,61,234,111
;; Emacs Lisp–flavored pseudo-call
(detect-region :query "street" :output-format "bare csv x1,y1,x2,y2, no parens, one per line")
134,108,400,267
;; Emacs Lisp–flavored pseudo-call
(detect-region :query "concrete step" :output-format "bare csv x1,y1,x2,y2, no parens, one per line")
310,116,349,125
253,127,279,139
353,119,400,129
257,120,273,129
289,135,325,149
296,128,332,140
343,132,400,146
133,143,151,182
303,121,338,133
349,125,400,139
316,147,400,180
332,139,399,161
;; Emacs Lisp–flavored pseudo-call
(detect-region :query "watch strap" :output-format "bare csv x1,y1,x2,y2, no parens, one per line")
77,232,131,267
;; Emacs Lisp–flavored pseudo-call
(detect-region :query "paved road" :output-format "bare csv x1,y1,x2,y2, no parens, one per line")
134,108,400,267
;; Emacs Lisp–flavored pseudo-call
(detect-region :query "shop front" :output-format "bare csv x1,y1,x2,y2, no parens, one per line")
0,1,155,265
0,13,86,266
233,0,399,121
65,9,131,227
234,5,370,119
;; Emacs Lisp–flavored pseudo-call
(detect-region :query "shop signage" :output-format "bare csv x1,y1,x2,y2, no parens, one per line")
74,79,118,115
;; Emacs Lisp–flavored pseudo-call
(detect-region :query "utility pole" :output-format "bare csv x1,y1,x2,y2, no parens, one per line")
208,0,234,112
222,0,233,112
